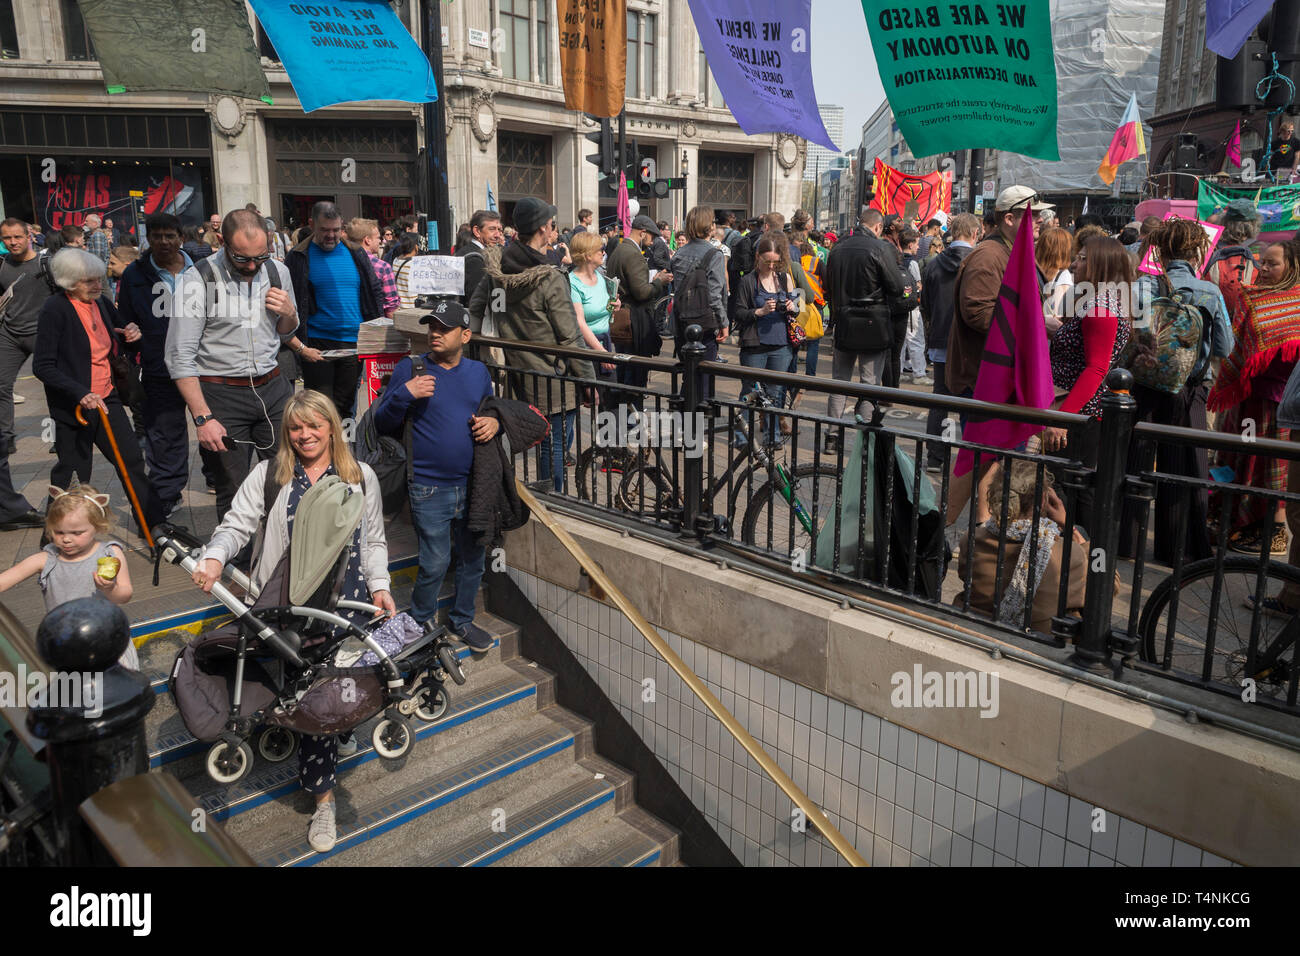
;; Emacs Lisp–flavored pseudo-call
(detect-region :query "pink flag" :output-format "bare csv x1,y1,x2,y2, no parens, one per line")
954,208,1055,477
1226,119,1242,167
617,179,631,238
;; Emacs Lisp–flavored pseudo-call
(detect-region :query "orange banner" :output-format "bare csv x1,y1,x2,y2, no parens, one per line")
559,0,627,117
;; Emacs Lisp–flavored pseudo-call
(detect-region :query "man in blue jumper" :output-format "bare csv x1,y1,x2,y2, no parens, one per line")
373,300,499,650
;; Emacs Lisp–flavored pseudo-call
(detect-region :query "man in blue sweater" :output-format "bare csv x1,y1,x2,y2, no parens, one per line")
373,300,499,649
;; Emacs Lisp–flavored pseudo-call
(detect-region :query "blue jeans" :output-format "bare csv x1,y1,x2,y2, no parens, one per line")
409,483,486,629
739,345,792,444
538,409,576,492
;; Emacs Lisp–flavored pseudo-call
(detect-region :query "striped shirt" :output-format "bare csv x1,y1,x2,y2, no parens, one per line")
85,229,111,264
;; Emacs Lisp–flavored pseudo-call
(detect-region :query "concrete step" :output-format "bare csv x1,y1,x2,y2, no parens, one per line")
237,708,594,866
164,658,553,819
144,609,522,769
415,752,633,867
525,807,681,867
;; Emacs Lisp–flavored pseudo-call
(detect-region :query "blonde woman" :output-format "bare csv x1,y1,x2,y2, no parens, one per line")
567,230,619,376
191,388,392,854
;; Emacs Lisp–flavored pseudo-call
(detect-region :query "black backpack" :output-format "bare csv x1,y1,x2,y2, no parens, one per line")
731,231,756,278
673,247,721,330
889,255,918,320
352,355,426,517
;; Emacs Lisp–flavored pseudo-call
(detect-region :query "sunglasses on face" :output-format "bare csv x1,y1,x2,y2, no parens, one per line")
229,252,271,264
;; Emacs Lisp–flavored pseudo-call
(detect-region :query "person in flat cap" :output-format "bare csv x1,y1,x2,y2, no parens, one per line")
467,197,595,493
636,215,672,272
370,295,498,649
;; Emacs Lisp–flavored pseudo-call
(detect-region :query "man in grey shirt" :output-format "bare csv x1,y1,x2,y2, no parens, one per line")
0,219,49,528
165,209,298,515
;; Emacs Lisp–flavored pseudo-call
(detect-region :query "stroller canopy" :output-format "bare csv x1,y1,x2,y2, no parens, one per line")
290,475,365,606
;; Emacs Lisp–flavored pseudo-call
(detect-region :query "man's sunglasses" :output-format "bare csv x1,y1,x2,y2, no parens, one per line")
228,252,271,264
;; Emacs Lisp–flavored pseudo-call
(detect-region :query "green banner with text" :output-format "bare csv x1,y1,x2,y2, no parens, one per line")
862,2,1059,160
1198,179,1300,232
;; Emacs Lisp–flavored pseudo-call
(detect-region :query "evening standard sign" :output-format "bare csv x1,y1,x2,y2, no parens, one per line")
407,256,465,296
863,2,1059,160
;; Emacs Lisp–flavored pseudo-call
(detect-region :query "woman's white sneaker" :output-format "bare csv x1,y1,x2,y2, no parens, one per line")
308,800,337,853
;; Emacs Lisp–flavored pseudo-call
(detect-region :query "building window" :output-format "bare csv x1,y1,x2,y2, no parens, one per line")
698,45,723,108
255,20,280,62
644,13,656,98
0,1,18,59
699,151,753,213
497,130,552,202
536,0,549,84
61,0,95,61
500,0,531,81
626,12,639,98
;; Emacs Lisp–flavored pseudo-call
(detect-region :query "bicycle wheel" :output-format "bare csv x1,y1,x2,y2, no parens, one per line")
740,463,841,558
576,445,635,509
1137,556,1300,702
617,461,679,517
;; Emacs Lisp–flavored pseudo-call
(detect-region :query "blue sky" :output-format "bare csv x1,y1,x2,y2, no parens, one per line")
810,0,885,153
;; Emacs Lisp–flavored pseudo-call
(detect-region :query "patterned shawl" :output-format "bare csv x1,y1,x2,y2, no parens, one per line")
1208,284,1300,412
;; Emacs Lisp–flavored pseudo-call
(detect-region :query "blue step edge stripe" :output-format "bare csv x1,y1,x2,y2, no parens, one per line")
631,849,661,867
469,788,615,867
188,682,534,809
292,735,575,867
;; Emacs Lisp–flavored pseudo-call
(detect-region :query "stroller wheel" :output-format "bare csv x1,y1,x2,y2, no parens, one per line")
206,740,254,785
437,644,467,686
414,682,450,723
372,716,413,759
257,727,298,763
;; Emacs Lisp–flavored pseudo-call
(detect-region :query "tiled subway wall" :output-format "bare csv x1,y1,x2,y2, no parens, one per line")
510,568,1235,867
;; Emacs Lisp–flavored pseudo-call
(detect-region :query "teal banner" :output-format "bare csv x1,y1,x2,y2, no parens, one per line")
862,2,1059,160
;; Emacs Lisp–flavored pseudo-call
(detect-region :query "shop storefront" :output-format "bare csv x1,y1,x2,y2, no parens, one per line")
0,108,213,239
264,117,418,232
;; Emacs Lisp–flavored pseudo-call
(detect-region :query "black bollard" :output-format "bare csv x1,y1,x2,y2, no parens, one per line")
27,597,154,866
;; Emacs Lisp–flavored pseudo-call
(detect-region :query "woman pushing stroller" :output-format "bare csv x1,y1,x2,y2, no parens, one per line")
191,389,394,854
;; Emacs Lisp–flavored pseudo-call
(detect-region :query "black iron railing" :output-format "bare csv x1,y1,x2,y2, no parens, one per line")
478,326,1300,720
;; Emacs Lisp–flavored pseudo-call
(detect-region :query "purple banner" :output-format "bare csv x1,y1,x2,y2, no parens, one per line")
686,0,836,151
1206,0,1277,58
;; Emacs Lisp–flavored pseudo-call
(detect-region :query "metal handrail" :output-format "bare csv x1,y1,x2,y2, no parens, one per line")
517,480,868,866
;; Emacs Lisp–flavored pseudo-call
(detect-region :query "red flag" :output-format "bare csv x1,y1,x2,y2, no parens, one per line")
954,208,1055,477
869,158,951,229
1226,120,1242,167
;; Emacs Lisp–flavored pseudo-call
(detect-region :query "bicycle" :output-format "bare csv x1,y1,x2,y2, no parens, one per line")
580,388,841,555
1136,555,1298,706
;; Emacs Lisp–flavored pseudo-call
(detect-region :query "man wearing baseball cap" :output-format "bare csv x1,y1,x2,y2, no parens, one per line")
372,297,499,650
945,185,1053,400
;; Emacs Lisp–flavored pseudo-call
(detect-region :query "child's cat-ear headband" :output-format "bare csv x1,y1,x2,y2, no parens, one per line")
48,485,109,517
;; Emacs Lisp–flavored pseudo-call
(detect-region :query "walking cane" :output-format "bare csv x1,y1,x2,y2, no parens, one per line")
75,403,155,550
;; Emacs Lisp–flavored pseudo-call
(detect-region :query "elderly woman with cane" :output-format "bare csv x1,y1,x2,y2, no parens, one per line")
33,247,166,537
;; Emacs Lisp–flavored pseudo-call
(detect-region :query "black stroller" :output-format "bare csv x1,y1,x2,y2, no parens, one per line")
157,478,467,785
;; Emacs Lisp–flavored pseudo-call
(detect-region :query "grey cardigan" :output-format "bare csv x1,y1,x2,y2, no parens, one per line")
202,459,391,598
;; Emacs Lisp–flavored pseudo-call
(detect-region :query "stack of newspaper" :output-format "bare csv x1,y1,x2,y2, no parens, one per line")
355,317,416,355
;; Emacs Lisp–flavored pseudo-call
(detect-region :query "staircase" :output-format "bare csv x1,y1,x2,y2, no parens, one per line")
136,601,681,867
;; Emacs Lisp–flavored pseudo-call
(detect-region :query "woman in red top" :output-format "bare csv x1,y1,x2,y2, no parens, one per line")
1042,236,1133,533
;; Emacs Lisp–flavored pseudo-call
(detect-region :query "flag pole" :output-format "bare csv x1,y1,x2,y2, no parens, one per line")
421,0,452,252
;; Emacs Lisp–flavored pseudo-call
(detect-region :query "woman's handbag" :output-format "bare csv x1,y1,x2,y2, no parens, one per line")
787,312,808,347
795,299,825,340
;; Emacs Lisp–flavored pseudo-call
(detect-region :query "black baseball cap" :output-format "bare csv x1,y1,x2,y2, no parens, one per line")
419,299,470,329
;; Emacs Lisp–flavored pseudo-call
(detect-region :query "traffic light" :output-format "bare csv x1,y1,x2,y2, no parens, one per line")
636,157,657,199
585,116,614,178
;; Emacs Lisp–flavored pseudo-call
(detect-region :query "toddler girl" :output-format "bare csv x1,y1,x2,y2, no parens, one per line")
0,485,138,669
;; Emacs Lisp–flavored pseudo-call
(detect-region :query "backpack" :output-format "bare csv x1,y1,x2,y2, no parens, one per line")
351,355,426,516
1121,276,1204,394
673,246,721,330
1210,247,1257,325
889,254,918,320
800,252,826,307
730,231,756,278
